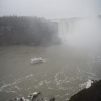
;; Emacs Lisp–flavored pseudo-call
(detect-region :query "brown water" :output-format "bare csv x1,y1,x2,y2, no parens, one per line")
0,44,101,101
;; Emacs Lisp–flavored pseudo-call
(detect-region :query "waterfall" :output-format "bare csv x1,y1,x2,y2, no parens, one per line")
52,18,78,37
52,17,101,48
52,18,78,43
58,18,80,36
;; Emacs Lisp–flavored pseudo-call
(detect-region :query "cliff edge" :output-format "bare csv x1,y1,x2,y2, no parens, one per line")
68,80,101,101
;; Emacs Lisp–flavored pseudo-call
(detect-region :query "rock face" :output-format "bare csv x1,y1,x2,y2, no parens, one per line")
68,80,101,101
0,16,60,46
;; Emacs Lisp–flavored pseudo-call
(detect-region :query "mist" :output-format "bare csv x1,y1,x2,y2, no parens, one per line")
0,0,101,101
0,0,101,52
1,0,101,49
0,0,101,18
64,17,101,51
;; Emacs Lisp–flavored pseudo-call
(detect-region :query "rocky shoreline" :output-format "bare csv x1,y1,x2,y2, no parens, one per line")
9,92,55,101
8,80,101,101
68,80,101,101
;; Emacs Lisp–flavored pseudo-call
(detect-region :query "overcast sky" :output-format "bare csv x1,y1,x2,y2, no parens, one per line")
0,0,101,19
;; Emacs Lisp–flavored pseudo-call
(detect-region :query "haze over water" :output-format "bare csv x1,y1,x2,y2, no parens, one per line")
0,0,101,101
0,17,101,101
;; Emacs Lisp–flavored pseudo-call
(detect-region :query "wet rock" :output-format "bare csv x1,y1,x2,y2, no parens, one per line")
49,97,55,101
68,80,101,101
10,92,48,101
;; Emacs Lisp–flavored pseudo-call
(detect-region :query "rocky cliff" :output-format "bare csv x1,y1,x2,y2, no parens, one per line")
0,16,60,46
68,80,101,101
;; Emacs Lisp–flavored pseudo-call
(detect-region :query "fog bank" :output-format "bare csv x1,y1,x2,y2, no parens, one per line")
58,17,101,51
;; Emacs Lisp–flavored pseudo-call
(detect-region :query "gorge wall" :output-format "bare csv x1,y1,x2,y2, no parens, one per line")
0,16,60,46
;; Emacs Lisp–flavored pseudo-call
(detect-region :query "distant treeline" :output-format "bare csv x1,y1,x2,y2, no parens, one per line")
0,16,60,46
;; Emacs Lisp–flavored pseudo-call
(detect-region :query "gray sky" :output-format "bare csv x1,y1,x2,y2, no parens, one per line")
0,0,101,18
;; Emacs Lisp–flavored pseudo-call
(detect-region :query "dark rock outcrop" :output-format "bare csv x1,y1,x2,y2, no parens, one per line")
68,80,101,101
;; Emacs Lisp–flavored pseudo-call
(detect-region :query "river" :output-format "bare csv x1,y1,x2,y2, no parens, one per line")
0,44,101,101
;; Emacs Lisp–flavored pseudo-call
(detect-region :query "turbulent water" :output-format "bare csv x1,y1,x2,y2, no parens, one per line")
0,44,101,101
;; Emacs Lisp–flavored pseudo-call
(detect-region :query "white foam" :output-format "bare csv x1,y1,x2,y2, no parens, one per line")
86,79,93,89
